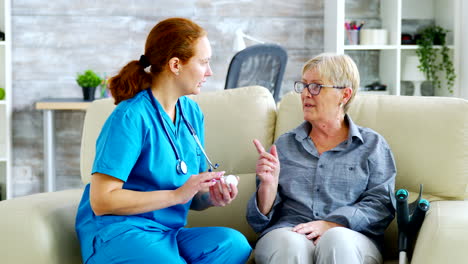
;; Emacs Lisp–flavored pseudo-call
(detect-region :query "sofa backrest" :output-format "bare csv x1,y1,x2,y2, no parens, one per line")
275,92,468,200
81,86,277,183
80,98,115,184
189,86,277,175
186,86,276,241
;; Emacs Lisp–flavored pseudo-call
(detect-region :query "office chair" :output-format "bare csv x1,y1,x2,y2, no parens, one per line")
224,44,288,102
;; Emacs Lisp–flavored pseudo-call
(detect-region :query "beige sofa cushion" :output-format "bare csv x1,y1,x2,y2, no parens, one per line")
349,95,468,199
275,92,468,199
187,86,276,243
411,200,468,264
80,97,116,184
190,86,277,175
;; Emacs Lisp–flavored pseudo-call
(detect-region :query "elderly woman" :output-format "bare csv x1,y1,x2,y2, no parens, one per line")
246,53,396,264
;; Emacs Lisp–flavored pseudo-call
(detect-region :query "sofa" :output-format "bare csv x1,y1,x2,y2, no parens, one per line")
1,86,467,264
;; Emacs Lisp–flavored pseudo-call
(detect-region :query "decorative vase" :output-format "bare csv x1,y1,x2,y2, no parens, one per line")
82,86,96,101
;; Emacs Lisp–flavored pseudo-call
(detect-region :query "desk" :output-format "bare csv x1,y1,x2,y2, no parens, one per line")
35,98,92,192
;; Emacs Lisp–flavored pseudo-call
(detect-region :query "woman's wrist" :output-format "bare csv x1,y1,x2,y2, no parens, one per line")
257,181,278,215
258,177,278,189
171,189,185,205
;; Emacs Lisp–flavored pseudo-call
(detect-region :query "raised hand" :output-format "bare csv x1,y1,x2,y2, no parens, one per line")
253,139,280,185
253,139,281,215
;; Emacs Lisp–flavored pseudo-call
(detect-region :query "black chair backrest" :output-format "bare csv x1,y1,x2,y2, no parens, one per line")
224,44,288,102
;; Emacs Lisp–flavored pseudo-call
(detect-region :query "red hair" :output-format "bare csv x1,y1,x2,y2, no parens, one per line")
109,18,207,104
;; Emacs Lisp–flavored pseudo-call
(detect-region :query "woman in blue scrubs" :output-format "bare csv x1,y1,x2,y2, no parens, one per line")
75,17,252,264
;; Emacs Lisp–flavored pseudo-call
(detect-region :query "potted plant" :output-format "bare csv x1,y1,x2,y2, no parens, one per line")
415,25,456,94
76,70,103,101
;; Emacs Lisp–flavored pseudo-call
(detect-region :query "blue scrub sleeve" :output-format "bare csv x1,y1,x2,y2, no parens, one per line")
92,110,143,182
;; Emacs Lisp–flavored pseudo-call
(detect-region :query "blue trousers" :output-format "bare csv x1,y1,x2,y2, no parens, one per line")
87,226,252,264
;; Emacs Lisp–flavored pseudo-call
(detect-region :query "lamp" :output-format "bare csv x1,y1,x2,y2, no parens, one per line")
233,29,266,52
401,55,426,96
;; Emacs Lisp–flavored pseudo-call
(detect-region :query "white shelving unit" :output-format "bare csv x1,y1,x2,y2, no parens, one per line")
324,0,461,97
0,0,11,200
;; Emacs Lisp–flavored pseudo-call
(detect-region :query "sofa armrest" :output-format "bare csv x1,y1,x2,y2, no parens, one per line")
0,189,83,264
412,200,468,264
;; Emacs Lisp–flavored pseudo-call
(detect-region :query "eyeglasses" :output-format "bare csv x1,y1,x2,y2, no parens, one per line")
294,81,346,96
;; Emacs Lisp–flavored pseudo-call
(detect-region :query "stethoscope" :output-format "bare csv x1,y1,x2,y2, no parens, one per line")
146,88,219,175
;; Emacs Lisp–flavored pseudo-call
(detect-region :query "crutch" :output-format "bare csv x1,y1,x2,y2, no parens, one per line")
395,184,430,264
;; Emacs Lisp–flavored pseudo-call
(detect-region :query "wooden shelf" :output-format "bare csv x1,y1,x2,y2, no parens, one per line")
35,98,92,111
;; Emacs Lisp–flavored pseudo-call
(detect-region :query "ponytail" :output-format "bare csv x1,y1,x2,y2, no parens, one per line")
108,60,152,105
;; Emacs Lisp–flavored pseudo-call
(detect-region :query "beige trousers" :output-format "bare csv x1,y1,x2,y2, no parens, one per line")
254,227,382,264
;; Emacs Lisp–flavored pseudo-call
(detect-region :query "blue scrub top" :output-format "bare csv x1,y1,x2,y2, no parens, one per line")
75,90,207,263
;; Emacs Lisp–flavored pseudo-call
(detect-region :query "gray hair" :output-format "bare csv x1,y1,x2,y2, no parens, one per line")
302,53,360,112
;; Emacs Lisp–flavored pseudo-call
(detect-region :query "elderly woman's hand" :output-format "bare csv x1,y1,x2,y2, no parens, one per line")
253,139,280,185
292,220,345,245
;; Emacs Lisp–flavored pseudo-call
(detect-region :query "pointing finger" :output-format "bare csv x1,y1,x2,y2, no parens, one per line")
253,139,266,154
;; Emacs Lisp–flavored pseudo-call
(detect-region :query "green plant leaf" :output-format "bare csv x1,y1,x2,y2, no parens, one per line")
76,70,103,88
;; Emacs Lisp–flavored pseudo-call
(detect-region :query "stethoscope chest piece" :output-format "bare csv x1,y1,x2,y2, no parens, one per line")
176,159,188,175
